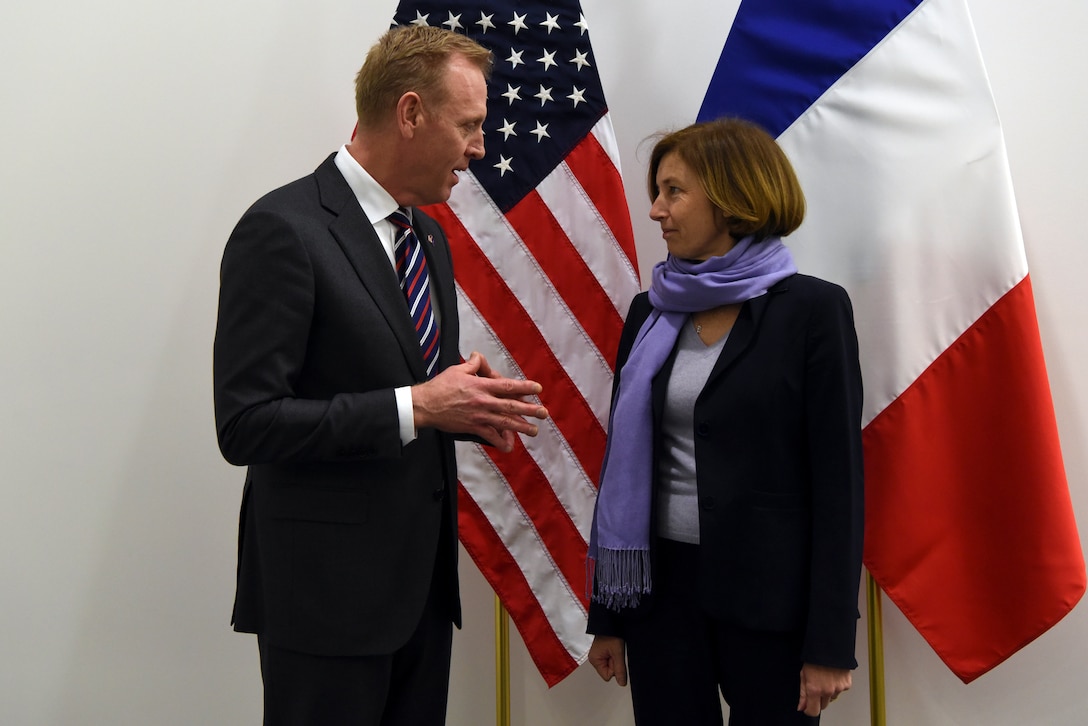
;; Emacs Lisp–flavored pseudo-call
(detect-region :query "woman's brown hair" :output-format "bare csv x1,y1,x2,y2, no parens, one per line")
647,118,806,240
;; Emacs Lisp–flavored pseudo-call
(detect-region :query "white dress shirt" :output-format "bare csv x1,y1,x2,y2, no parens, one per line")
334,145,431,445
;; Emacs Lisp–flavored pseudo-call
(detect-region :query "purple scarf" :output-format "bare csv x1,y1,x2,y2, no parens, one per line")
588,236,797,610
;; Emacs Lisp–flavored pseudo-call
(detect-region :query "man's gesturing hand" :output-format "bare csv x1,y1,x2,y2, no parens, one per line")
412,351,549,451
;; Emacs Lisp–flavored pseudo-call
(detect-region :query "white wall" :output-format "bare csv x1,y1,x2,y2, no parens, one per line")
1,1,1084,724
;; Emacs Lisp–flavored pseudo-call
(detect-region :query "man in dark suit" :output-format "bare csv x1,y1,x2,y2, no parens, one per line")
213,25,548,725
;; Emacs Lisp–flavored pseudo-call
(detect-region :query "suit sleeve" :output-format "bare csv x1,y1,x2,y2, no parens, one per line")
213,208,403,466
801,285,865,668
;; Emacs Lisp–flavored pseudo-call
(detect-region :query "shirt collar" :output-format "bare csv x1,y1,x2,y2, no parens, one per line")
333,145,404,224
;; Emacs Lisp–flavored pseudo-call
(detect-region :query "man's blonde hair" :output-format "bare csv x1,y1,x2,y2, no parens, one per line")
355,26,493,130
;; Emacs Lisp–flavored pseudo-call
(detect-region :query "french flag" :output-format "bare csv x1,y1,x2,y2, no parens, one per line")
701,0,1086,682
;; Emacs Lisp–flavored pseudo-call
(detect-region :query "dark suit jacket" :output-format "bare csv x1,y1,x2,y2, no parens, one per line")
588,274,864,669
213,154,461,657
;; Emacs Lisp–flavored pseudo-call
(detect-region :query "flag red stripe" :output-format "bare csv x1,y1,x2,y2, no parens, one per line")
565,131,640,269
478,441,590,608
504,190,624,363
427,203,608,482
863,275,1086,682
457,484,580,687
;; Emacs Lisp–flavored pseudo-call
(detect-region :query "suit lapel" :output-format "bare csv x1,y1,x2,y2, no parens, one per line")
314,156,428,381
705,277,791,387
647,276,791,423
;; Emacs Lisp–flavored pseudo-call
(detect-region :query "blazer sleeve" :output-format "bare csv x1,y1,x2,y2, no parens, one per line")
800,283,865,668
213,205,403,466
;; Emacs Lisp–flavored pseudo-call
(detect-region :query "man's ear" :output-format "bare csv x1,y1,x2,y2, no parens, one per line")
395,91,424,138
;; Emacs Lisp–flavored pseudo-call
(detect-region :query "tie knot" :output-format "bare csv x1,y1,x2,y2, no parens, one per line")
389,207,412,231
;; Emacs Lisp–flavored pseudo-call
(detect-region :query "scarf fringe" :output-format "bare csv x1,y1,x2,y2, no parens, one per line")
590,547,653,611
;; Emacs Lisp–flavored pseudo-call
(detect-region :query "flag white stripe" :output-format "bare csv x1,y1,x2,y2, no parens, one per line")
456,440,592,658
455,285,600,535
537,161,640,316
779,0,1028,425
590,116,625,180
448,172,616,427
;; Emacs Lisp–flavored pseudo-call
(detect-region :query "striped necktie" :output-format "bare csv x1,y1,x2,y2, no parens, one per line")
389,207,440,378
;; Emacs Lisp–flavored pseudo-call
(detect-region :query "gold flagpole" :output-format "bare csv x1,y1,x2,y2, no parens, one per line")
866,570,887,726
495,594,511,726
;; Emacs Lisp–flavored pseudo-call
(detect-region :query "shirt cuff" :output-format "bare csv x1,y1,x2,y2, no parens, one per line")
394,386,417,445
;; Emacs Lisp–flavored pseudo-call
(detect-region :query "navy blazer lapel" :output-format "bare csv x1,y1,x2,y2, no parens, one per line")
313,156,428,380
647,276,793,425
706,275,792,387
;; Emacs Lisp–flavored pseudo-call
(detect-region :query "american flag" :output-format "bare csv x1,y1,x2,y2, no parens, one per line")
390,1,641,685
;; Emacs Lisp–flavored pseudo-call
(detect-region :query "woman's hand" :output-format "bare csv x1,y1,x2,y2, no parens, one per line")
798,663,851,716
588,635,628,686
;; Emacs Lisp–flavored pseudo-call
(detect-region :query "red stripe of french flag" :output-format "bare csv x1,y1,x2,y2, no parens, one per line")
863,275,1085,681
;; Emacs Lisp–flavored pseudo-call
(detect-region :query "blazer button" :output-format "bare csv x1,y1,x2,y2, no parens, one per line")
432,488,446,502
696,422,710,437
700,496,715,511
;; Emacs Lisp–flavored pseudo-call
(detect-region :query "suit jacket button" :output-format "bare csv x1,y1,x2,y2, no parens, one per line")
432,488,446,501
700,496,715,510
696,422,710,437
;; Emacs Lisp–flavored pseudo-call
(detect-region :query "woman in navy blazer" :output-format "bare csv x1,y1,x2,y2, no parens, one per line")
587,119,864,725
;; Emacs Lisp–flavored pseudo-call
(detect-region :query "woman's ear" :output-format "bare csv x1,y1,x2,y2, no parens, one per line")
715,207,734,233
